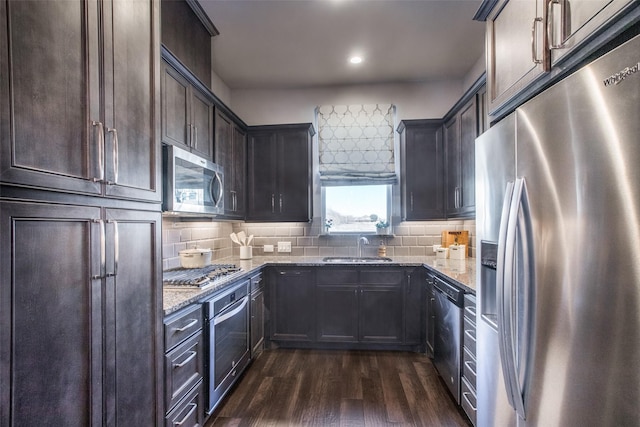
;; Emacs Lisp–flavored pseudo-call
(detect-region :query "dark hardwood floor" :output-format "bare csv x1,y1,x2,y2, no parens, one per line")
207,349,471,427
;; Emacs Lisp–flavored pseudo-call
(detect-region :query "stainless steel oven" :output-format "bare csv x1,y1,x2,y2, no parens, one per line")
163,145,224,216
204,280,250,415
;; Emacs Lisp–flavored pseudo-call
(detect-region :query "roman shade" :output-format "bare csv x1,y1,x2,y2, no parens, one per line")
317,104,397,185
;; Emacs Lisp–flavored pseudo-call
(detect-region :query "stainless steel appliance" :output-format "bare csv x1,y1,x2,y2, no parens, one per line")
163,145,224,216
475,33,640,426
433,276,464,403
163,264,244,289
204,280,250,415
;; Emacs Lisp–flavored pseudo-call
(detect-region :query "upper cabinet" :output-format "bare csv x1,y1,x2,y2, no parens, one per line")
161,0,217,87
398,120,445,221
0,0,161,203
485,0,549,115
161,60,215,161
482,0,638,116
215,108,247,218
247,124,314,222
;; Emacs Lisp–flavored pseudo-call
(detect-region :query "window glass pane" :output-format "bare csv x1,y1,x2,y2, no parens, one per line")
324,185,389,233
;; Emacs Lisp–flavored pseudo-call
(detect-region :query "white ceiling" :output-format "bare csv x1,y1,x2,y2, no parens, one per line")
198,0,487,90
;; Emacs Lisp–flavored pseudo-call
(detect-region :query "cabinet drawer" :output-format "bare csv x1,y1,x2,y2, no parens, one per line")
461,376,477,426
463,316,477,355
463,347,477,389
316,268,358,285
165,304,203,351
165,380,204,427
165,330,204,411
250,272,264,292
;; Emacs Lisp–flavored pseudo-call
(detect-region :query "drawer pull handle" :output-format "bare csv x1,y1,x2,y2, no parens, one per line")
173,351,197,368
464,329,476,342
462,392,477,411
464,360,477,376
173,403,197,426
173,319,198,332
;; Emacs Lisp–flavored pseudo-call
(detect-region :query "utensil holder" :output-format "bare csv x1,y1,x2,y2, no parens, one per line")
240,246,252,260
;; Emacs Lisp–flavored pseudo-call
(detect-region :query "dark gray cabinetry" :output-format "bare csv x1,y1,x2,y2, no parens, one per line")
461,293,477,426
215,109,247,218
247,124,314,222
250,273,265,358
316,269,360,342
0,0,160,203
0,201,163,426
445,97,477,219
425,273,437,358
398,120,444,220
164,304,204,426
269,268,316,342
160,0,213,87
162,60,214,161
359,269,405,344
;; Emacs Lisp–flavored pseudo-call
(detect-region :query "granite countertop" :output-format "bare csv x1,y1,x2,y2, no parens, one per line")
163,255,476,316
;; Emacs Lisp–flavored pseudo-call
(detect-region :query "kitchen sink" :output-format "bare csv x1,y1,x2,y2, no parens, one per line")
322,256,393,263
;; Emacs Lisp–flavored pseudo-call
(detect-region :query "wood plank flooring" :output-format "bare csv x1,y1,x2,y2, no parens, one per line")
207,349,471,427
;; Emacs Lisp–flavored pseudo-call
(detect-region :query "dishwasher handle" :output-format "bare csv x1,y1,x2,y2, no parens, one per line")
433,277,464,307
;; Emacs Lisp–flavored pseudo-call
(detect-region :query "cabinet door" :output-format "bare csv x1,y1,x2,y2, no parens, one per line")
404,269,423,345
104,208,163,426
162,62,190,150
359,270,404,343
458,99,476,218
190,88,214,161
277,129,311,221
401,122,444,220
444,116,460,217
103,0,160,202
247,132,278,220
215,109,234,213
250,289,265,357
316,268,360,342
0,201,103,426
0,0,102,195
486,0,548,114
270,269,315,342
231,124,247,217
426,276,436,358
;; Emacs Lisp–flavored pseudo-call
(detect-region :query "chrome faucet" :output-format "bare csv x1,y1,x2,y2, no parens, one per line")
357,236,369,257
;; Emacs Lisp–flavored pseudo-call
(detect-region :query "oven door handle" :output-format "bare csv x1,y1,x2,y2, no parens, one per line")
213,296,248,326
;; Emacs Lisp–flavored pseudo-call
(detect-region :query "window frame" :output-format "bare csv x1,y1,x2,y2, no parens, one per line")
320,184,393,235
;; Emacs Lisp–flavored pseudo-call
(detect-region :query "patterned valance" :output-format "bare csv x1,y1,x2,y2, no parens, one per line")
317,104,397,185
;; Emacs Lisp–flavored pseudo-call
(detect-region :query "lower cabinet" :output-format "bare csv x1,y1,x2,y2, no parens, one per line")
461,293,478,426
250,272,265,358
268,266,422,349
163,304,204,426
425,273,437,358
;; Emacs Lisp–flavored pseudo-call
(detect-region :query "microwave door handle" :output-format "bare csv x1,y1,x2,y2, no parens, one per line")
210,171,223,208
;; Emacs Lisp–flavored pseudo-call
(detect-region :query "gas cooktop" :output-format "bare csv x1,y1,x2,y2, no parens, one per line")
163,264,244,289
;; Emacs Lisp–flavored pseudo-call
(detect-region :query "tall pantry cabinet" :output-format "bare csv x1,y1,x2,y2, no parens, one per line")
0,1,163,425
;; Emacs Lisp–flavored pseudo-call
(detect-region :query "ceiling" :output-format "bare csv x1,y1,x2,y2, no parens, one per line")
198,0,487,90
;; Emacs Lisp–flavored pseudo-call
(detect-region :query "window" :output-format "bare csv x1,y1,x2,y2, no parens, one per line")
317,104,397,234
322,185,391,234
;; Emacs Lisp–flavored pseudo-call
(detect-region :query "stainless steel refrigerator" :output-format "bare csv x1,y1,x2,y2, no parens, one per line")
475,33,640,426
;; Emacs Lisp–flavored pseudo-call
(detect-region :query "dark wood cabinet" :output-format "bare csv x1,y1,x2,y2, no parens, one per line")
160,0,214,87
162,60,214,161
0,200,163,426
250,273,265,358
269,268,316,342
425,273,437,358
215,109,247,218
316,269,360,342
0,0,160,203
445,97,477,219
247,124,314,222
398,120,445,220
0,2,162,424
359,269,405,344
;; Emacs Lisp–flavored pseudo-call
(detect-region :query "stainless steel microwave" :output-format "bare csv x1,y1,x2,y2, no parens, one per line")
163,145,224,216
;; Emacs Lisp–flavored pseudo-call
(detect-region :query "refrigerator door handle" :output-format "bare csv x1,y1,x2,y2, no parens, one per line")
501,177,531,420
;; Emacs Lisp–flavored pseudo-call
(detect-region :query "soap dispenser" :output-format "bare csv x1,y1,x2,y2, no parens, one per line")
377,240,387,257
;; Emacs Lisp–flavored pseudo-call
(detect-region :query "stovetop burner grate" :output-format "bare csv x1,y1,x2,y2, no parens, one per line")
163,264,243,288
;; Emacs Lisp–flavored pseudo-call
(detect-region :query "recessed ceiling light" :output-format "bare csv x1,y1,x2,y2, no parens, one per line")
349,56,363,64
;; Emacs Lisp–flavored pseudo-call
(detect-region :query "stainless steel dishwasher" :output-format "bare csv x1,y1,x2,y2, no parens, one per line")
433,276,464,404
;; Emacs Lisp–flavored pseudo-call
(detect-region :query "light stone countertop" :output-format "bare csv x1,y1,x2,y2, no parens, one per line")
163,255,476,316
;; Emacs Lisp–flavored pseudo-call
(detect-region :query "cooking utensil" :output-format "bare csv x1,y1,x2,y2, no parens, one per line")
178,248,212,268
237,231,247,246
230,233,241,245
246,235,254,246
